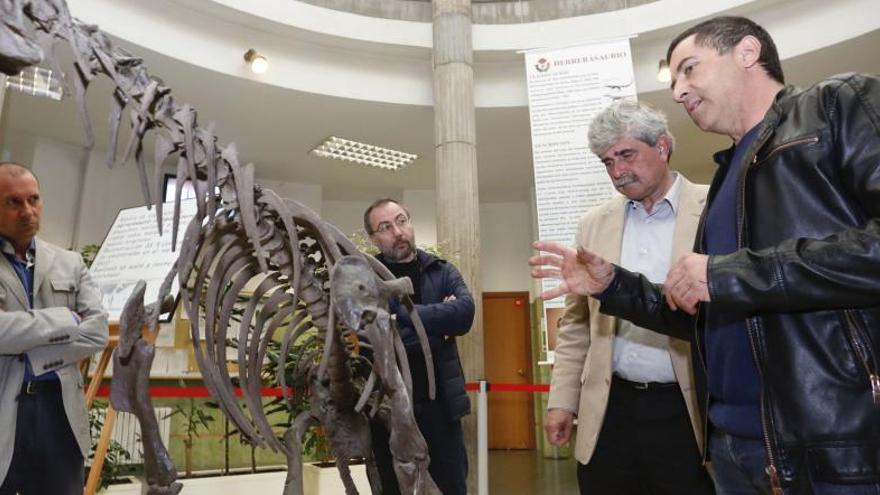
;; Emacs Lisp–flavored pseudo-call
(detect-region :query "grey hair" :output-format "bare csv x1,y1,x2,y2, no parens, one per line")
587,100,675,158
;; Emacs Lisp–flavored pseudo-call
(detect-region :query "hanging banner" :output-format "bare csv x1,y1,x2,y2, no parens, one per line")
525,39,637,362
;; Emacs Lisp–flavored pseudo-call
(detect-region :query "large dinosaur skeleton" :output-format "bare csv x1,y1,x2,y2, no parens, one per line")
1,2,442,494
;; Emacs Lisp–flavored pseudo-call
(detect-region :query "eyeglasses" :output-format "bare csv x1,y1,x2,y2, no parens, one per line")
374,214,410,235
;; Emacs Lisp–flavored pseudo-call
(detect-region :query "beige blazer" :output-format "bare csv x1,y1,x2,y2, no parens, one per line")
547,176,708,465
0,238,109,484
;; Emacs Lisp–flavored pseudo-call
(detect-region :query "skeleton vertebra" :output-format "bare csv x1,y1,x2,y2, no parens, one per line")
1,3,440,494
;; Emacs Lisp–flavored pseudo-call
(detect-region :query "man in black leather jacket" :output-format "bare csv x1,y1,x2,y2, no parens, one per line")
530,16,880,495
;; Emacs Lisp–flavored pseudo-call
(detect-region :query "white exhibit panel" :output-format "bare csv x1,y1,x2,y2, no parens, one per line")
525,39,636,361
89,200,198,321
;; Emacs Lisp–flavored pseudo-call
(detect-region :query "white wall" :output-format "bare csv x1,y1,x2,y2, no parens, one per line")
30,136,84,247
322,200,369,239
261,179,323,215
402,189,436,248
480,202,534,292
0,129,36,166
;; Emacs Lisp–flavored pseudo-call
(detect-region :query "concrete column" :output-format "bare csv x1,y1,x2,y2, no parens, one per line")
432,0,482,491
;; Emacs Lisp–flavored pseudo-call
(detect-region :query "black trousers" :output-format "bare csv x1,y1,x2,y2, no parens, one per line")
371,399,468,495
0,381,84,495
577,376,715,495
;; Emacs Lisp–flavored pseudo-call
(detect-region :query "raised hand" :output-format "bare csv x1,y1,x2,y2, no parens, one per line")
529,240,615,299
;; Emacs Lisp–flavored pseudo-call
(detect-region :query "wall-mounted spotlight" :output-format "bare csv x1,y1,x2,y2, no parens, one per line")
244,49,268,74
657,59,671,84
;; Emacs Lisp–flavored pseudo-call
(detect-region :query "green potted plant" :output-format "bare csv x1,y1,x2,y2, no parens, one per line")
88,400,135,492
166,382,216,478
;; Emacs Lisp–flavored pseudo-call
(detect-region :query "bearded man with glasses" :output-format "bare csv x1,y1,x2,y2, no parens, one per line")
362,198,474,495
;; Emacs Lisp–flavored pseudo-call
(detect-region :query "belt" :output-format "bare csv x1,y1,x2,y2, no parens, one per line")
21,380,61,395
613,375,679,392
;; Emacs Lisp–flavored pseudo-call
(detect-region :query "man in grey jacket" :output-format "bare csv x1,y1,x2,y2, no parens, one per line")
0,162,109,495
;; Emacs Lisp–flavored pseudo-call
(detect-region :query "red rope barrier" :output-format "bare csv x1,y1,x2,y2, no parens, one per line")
464,383,550,392
94,383,550,398
485,383,550,392
94,386,286,398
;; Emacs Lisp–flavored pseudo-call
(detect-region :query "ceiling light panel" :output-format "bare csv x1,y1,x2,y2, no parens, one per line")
310,136,417,171
5,66,63,100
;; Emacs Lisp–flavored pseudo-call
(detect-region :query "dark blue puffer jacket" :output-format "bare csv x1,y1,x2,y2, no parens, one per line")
377,249,474,420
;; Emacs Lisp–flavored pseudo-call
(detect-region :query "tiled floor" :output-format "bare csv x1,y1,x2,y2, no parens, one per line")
489,449,579,494
111,450,578,494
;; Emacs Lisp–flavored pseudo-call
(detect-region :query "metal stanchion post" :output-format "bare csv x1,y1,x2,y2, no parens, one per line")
478,379,488,495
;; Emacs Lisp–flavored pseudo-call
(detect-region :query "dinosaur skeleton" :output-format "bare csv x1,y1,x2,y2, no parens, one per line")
1,2,442,494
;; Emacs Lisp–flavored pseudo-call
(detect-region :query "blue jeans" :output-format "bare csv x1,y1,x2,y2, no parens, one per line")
708,430,880,495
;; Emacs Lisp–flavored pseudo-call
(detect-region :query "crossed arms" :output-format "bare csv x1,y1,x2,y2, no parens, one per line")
0,253,108,375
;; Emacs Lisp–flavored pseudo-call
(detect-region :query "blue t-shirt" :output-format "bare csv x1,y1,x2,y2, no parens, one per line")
703,125,762,438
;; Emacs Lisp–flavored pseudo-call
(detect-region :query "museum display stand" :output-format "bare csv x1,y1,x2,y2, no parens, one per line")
85,322,123,495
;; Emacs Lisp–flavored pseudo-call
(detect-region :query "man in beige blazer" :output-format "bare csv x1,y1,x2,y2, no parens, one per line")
0,162,108,494
544,102,713,494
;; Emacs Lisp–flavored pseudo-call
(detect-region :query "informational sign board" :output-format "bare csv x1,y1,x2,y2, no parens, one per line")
89,200,198,321
524,39,638,362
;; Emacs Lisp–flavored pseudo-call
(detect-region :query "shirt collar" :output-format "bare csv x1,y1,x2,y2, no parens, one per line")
627,172,682,214
0,236,36,262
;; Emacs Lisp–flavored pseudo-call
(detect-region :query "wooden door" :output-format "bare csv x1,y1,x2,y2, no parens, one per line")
483,292,535,450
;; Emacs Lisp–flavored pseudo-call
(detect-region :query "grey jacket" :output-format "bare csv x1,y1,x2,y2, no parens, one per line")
0,238,109,484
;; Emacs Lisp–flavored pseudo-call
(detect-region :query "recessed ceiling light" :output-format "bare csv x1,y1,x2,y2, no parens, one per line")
310,136,417,171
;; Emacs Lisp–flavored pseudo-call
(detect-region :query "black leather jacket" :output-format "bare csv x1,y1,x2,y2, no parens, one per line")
599,73,880,490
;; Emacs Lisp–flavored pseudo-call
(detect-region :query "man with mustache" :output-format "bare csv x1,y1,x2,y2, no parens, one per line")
531,16,880,494
544,101,713,495
363,198,474,495
0,162,108,494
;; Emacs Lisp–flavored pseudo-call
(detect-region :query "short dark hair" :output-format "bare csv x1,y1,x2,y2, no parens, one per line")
363,198,410,235
0,161,39,185
667,16,784,85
